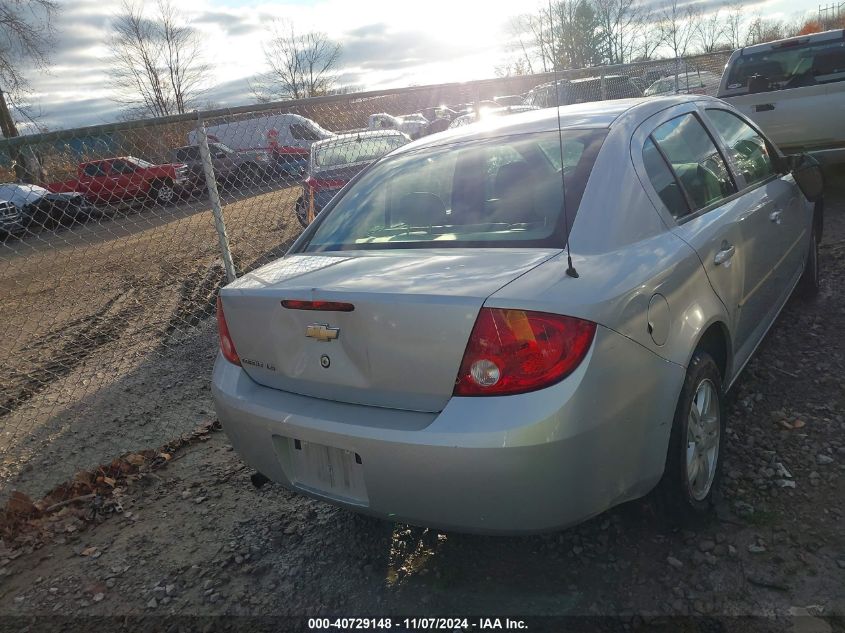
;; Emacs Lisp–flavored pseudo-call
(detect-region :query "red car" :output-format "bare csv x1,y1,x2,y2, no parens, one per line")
49,156,191,206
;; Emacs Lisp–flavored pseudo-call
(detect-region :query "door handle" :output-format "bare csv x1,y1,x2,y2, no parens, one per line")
714,244,736,266
755,103,775,112
769,210,783,224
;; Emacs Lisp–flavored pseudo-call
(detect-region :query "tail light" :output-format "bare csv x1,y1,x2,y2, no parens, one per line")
454,308,595,397
305,176,347,192
216,296,241,366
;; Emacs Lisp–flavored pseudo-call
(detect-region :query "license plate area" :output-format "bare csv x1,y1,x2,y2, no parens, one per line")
276,437,369,506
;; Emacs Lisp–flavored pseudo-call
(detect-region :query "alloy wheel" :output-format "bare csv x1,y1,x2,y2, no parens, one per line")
686,378,720,501
157,185,175,204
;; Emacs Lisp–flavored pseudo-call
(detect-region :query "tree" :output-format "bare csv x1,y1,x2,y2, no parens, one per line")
594,0,640,65
108,0,208,118
797,19,823,35
498,14,542,76
745,15,787,45
657,0,701,59
252,21,342,102
724,1,747,50
0,0,58,182
695,9,726,53
495,57,532,78
630,7,663,61
544,0,604,70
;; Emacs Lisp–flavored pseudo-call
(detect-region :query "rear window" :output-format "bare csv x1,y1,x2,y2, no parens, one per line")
314,135,407,168
725,38,845,94
298,130,607,252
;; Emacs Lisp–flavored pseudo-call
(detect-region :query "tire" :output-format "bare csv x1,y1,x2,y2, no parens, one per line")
29,206,53,231
659,350,725,520
797,223,820,298
150,180,176,206
237,163,262,189
294,195,308,228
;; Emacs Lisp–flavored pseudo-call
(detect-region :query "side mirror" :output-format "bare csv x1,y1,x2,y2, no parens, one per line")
789,153,824,203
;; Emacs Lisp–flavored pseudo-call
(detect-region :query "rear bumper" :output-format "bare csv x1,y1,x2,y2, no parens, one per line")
212,326,685,533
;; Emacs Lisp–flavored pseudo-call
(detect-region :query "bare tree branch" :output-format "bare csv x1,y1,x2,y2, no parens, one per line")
630,6,662,61
657,0,701,59
107,0,209,117
724,1,747,50
252,20,342,102
695,8,727,53
594,0,640,64
0,0,58,95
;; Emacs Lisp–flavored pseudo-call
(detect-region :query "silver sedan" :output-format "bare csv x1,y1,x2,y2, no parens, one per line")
212,95,823,533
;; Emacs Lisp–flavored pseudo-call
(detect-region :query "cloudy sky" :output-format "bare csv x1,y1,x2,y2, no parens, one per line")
21,0,824,131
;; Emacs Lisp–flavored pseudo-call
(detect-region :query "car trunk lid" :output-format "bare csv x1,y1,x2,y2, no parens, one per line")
220,248,559,412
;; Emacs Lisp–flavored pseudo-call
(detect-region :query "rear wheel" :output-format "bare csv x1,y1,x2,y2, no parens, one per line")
151,180,175,206
659,351,725,520
797,223,820,298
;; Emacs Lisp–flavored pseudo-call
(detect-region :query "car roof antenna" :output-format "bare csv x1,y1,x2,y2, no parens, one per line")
548,0,578,278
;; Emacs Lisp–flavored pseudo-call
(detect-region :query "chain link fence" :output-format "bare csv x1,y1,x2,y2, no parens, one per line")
0,51,730,500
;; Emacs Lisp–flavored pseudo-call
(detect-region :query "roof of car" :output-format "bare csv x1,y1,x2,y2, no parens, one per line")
531,75,633,90
395,95,722,153
737,28,844,55
312,129,407,149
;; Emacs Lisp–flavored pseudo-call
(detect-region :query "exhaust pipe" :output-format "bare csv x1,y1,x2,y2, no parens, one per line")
250,471,270,489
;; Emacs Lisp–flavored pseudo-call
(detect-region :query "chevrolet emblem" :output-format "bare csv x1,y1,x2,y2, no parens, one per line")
305,323,339,342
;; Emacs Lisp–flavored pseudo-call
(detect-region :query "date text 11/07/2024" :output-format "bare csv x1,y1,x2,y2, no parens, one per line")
307,618,529,630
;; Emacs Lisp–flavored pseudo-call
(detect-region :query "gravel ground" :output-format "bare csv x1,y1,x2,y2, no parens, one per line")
0,173,843,632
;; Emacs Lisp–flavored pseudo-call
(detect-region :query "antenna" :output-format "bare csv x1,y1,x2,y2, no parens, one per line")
547,0,579,278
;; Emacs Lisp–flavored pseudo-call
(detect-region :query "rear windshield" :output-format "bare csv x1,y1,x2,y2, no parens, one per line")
725,38,845,93
298,130,607,252
315,135,407,168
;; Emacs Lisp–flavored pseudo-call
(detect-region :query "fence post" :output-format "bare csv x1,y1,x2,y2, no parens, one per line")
195,112,237,284
673,58,680,95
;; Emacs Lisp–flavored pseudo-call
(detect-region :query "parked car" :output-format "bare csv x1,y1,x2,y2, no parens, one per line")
212,95,823,534
525,75,643,108
367,113,429,139
171,143,278,190
294,129,409,227
0,183,97,231
494,95,526,107
718,29,845,159
0,199,25,237
187,113,334,170
448,105,538,128
48,157,191,206
644,70,723,97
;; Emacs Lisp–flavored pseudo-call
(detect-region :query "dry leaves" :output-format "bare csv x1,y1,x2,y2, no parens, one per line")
0,421,221,550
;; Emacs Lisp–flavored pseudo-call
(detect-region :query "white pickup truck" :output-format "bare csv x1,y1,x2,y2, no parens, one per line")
718,29,845,162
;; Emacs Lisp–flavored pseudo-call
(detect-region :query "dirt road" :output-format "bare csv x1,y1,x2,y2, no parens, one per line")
0,182,302,496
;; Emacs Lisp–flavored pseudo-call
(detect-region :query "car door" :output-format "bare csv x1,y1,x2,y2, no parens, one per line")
210,145,237,180
702,107,809,321
80,162,108,203
109,159,143,200
633,106,771,372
